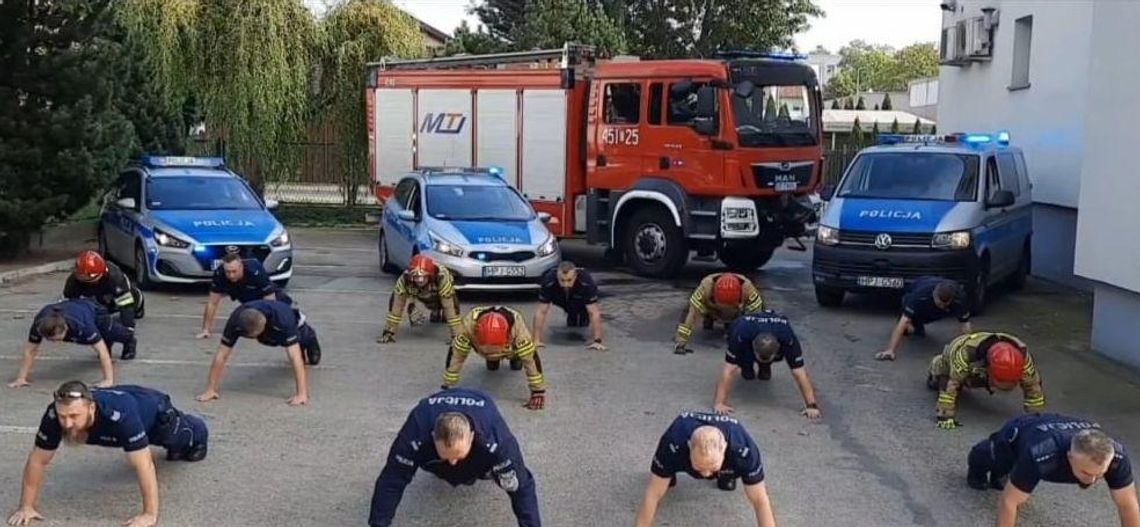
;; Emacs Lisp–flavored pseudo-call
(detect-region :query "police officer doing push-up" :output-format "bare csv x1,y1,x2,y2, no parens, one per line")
532,261,605,350
713,312,821,420
876,276,972,361
197,252,292,339
6,381,208,527
928,332,1045,430
9,299,132,389
635,412,776,527
196,300,321,406
443,306,546,410
674,272,764,354
63,250,143,359
967,414,1139,527
369,388,540,527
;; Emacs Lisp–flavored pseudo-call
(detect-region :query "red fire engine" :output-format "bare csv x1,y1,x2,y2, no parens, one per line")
366,44,822,278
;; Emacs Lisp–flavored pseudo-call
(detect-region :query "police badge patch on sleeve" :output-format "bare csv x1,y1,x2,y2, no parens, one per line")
496,470,519,492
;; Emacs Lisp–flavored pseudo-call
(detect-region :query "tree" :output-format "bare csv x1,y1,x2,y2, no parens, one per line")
830,100,840,110
827,40,938,98
912,118,923,134
873,104,879,111
931,124,937,134
870,121,880,142
850,117,864,146
893,42,938,86
843,98,854,110
514,0,626,54
444,20,506,56
315,0,423,205
778,103,790,119
890,117,900,134
881,92,893,111
0,0,136,255
764,95,779,121
855,96,866,110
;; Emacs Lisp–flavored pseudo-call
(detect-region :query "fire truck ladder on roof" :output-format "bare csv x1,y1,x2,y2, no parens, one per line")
369,43,597,71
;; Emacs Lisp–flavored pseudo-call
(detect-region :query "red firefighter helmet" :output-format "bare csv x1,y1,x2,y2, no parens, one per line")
474,311,510,347
75,251,108,282
712,274,742,305
987,341,1025,385
408,254,438,278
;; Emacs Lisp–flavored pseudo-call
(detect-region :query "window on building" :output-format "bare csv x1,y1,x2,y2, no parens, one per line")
1010,16,1033,90
604,83,641,125
648,83,663,125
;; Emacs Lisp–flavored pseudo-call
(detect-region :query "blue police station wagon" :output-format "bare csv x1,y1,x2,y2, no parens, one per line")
98,156,293,289
378,167,560,290
813,132,1032,312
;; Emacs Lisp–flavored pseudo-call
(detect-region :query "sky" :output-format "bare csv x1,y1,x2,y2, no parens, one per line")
310,0,943,53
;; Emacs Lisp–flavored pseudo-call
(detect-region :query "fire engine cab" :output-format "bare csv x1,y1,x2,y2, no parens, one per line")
366,44,822,278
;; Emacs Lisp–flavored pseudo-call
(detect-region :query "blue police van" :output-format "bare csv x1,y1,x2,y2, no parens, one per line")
98,156,293,289
812,132,1032,312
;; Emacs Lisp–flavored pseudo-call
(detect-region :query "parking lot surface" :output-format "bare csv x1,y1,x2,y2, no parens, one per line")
2,228,1139,526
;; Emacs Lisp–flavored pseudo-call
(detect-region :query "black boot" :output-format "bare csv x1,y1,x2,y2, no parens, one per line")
967,470,989,490
486,359,501,371
510,358,523,371
716,475,736,492
121,338,137,361
303,340,322,366
702,317,715,330
757,362,772,381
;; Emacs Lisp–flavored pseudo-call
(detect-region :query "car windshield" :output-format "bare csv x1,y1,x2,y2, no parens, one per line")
731,83,817,147
426,185,534,221
837,152,980,202
146,177,263,210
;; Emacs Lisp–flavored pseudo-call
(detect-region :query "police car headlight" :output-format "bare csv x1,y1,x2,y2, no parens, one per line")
536,236,557,257
429,232,464,257
154,228,191,249
270,230,290,247
816,225,839,246
932,231,971,250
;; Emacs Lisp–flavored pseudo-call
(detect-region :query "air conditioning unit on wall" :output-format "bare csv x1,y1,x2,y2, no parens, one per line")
939,24,968,66
965,16,994,59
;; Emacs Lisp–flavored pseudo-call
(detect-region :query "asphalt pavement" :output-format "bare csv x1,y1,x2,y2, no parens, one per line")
1,227,1138,527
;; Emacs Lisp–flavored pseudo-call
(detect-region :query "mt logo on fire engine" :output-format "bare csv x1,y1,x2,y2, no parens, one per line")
420,113,467,134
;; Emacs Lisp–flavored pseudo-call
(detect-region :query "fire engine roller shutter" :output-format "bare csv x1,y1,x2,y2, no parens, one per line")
476,89,519,188
521,90,567,202
375,89,414,187
417,89,473,168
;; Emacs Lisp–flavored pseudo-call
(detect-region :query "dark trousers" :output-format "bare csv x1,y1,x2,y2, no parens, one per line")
968,416,1031,483
96,313,135,348
151,398,209,461
557,302,588,327
297,321,319,353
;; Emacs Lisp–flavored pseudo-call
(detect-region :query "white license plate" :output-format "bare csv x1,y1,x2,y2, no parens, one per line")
774,181,797,192
857,276,905,289
211,259,223,270
483,266,525,278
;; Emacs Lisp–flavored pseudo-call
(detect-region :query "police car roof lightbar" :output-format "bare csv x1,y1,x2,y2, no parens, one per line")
877,131,1011,147
714,49,808,61
418,166,506,178
140,156,225,169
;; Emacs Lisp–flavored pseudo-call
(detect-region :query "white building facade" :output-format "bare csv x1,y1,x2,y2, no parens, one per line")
938,0,1140,368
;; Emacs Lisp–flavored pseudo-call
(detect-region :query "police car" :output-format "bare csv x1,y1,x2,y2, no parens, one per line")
813,132,1032,311
98,156,293,289
378,167,560,289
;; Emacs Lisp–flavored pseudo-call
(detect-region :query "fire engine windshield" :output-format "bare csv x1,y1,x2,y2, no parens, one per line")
837,152,980,202
730,83,817,147
426,184,535,221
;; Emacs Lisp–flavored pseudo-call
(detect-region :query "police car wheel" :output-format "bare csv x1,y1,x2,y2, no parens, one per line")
97,228,110,259
378,230,399,275
814,285,845,307
134,245,155,290
1006,244,1030,291
969,261,988,315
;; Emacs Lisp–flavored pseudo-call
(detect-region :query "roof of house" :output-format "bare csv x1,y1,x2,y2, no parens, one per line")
416,18,451,43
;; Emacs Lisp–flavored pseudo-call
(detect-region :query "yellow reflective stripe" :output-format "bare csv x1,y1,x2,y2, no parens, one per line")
394,277,408,295
526,374,545,387
1023,360,1036,376
446,318,462,327
443,371,460,383
515,342,536,358
937,393,957,404
439,280,454,297
454,335,472,355
677,325,692,336
386,313,402,323
526,374,543,382
745,294,763,312
1024,396,1045,405
114,293,134,306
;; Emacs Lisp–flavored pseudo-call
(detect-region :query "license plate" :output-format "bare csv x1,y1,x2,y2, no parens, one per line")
857,276,905,289
211,259,223,270
483,266,525,278
774,181,797,192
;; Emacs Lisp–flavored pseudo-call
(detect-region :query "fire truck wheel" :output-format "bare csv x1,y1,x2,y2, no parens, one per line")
623,207,687,278
719,244,776,272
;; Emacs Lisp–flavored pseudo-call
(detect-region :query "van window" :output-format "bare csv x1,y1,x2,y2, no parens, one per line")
604,83,641,125
996,153,1021,196
985,157,1002,200
838,152,979,202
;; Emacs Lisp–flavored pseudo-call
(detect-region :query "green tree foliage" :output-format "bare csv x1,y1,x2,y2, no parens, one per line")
315,0,423,205
870,121,880,141
0,0,136,255
855,96,866,110
764,95,779,121
881,92,893,111
830,100,840,110
623,0,822,58
890,117,900,134
828,40,938,98
778,103,790,119
913,119,923,134
843,98,854,110
445,20,506,56
467,0,624,55
931,124,937,134
851,117,864,146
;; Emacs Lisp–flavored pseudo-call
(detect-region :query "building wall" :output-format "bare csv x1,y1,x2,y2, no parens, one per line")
808,53,843,87
1091,283,1140,370
937,0,1094,286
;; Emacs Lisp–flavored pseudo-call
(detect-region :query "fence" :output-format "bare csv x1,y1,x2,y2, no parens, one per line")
822,145,859,187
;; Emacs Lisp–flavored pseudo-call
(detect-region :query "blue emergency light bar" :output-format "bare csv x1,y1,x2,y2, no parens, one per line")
419,166,506,179
715,50,808,61
140,156,225,168
877,131,1011,147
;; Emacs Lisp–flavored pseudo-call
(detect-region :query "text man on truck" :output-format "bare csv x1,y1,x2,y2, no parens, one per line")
367,44,822,279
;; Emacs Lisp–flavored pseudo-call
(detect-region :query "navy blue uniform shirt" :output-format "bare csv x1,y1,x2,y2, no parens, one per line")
27,300,105,346
35,385,169,452
651,412,765,485
726,312,805,370
1005,414,1133,493
221,300,300,348
210,258,291,305
902,276,970,324
370,388,540,527
537,268,598,308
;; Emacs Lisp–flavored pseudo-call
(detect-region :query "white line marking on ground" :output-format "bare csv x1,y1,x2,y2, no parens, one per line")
0,309,382,325
0,426,38,434
0,355,335,369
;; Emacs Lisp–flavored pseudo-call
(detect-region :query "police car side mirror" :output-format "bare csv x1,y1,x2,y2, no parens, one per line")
397,209,417,222
264,199,280,210
987,190,1015,208
819,185,836,201
537,212,552,223
116,197,136,210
